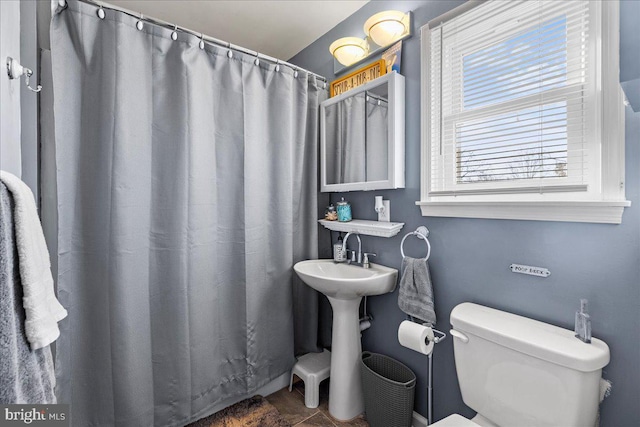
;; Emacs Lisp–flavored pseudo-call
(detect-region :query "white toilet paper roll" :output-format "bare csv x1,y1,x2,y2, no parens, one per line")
398,320,435,355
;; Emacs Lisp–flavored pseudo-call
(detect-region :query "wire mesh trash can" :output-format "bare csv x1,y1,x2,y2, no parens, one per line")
361,351,416,427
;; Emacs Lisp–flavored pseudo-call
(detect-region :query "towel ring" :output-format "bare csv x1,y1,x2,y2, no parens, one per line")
400,226,431,261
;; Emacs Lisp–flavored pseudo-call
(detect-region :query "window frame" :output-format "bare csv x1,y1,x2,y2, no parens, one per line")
418,0,630,224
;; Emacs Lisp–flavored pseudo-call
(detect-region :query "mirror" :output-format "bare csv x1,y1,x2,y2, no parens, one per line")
320,72,404,192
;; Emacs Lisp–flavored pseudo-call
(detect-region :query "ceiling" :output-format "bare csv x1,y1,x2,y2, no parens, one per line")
107,1,369,61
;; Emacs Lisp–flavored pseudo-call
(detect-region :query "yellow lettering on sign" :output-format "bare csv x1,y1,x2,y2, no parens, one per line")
330,59,387,97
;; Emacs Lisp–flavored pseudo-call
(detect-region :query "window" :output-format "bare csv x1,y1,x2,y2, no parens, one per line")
419,0,629,223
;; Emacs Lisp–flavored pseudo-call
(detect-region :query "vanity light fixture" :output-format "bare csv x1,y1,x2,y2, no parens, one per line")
363,10,411,47
329,37,369,67
330,10,412,73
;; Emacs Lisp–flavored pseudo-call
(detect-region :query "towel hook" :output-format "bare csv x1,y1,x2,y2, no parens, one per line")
400,226,431,260
6,57,41,93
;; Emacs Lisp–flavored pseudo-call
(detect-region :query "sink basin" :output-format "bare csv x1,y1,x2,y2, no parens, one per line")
293,259,398,421
293,259,398,299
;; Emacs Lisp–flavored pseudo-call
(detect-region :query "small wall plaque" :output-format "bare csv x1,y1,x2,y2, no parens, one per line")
510,263,550,278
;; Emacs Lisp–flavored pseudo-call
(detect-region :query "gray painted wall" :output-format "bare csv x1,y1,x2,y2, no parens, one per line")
0,0,39,196
620,0,640,111
1,0,22,177
290,1,640,425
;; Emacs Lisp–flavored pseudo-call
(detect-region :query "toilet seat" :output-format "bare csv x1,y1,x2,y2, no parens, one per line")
430,414,481,427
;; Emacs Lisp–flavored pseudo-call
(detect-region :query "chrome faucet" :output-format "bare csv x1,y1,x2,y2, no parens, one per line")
342,232,362,264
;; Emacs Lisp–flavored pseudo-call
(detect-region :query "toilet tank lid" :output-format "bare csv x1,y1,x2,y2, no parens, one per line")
450,303,610,372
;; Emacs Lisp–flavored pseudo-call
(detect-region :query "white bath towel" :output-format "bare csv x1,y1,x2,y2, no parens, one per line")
0,171,67,350
1,183,56,403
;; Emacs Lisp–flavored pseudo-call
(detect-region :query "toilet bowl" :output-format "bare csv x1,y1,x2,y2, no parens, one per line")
432,303,610,427
432,413,498,427
431,413,480,426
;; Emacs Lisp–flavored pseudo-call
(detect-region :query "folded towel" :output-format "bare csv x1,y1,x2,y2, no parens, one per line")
397,257,436,326
0,171,67,350
1,183,56,403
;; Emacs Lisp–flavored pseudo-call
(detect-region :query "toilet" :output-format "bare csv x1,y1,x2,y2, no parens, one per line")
433,303,610,427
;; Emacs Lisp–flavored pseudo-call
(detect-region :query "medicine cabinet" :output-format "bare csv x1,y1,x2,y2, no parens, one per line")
320,72,405,192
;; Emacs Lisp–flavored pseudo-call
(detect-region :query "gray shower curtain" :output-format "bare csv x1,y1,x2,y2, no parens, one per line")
47,2,325,426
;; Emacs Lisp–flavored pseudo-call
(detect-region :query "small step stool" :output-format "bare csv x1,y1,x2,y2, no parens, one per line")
289,349,331,409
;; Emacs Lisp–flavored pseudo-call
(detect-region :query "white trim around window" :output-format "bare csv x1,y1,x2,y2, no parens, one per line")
418,0,630,224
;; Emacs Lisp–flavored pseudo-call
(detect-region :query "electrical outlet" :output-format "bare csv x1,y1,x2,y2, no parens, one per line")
378,200,391,222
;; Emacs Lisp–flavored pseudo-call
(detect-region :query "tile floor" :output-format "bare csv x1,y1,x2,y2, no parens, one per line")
266,379,369,427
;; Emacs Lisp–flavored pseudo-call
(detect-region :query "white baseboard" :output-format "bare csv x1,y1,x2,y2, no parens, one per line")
412,410,429,427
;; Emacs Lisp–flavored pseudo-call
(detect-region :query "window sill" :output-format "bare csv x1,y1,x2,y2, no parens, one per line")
415,200,631,224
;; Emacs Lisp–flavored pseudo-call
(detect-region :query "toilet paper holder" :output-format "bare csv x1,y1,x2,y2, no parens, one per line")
427,330,444,426
401,319,446,425
407,317,446,345
430,327,447,344
414,322,446,426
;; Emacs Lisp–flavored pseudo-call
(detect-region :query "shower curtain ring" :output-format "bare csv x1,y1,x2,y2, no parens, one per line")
227,42,233,59
275,60,280,72
254,52,260,66
199,34,205,50
171,25,178,41
97,4,105,19
136,14,144,31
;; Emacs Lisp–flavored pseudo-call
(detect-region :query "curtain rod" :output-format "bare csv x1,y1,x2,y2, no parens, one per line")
55,0,328,84
365,92,388,104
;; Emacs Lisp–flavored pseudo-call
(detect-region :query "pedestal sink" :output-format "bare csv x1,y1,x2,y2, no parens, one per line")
294,259,398,421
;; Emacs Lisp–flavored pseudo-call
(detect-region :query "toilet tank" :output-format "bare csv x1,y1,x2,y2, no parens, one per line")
450,303,610,427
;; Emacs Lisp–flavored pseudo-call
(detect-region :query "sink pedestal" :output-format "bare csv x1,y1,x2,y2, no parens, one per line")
292,260,398,422
327,296,364,421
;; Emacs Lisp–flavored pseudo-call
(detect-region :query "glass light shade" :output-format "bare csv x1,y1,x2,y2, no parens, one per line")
364,10,409,47
329,37,369,66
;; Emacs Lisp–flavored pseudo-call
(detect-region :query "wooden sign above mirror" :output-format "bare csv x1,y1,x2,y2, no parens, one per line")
330,60,386,97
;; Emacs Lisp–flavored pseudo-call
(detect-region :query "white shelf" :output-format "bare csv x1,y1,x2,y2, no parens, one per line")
318,219,405,238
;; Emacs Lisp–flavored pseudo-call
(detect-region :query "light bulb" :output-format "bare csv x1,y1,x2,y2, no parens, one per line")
329,37,369,66
364,11,409,47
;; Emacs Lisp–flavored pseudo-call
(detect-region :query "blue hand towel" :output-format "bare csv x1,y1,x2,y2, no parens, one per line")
397,257,436,326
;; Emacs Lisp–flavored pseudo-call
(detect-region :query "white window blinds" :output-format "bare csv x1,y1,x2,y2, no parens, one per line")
428,0,594,195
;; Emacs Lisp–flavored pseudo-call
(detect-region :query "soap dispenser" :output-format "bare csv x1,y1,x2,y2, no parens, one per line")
574,299,592,343
333,233,346,262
